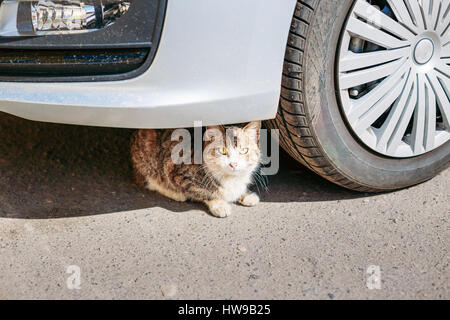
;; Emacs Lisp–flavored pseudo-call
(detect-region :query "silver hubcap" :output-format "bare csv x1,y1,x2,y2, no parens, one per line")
414,38,434,64
337,0,450,158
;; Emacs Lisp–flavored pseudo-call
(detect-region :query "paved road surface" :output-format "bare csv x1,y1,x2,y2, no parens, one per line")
0,113,448,299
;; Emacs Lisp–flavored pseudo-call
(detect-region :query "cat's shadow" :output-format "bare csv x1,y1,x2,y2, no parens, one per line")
0,112,366,219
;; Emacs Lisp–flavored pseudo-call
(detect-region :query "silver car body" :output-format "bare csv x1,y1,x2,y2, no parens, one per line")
0,0,297,128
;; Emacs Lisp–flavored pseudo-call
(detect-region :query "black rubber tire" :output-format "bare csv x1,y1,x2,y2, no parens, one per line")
267,0,450,192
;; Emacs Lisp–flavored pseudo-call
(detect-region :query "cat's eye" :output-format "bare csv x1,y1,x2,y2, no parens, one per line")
217,147,227,155
240,148,249,154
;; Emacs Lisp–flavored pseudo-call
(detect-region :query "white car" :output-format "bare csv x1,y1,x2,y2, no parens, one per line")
0,0,448,191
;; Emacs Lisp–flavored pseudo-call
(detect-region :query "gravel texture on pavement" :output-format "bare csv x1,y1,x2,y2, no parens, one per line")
0,113,448,299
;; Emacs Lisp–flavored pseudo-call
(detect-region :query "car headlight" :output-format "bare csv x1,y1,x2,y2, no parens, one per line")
0,0,131,36
0,0,166,81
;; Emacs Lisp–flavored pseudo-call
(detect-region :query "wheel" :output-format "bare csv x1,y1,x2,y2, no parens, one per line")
267,0,450,192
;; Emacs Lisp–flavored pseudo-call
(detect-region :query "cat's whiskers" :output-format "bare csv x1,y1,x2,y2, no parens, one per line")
251,166,268,193
197,164,216,190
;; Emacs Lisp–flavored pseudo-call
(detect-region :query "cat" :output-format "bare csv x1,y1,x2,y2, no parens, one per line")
130,121,262,218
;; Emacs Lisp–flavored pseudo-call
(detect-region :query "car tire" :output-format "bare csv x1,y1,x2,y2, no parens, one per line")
267,0,450,192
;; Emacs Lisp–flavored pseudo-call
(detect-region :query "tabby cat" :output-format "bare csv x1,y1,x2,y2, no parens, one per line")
130,122,262,218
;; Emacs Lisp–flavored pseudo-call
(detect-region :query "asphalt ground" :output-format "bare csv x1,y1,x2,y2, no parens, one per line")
0,112,448,299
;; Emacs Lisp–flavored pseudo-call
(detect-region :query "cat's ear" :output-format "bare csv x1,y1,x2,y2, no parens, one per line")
243,121,261,131
205,125,225,142
243,121,261,142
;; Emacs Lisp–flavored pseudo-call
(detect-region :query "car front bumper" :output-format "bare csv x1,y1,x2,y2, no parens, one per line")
0,0,296,128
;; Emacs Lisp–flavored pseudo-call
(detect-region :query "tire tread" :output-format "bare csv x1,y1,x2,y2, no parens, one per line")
267,0,384,192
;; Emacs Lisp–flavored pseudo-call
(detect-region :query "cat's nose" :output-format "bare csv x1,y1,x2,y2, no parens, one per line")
229,162,237,170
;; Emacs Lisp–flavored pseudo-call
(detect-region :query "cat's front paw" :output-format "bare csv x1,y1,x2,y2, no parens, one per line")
239,193,260,207
205,199,232,218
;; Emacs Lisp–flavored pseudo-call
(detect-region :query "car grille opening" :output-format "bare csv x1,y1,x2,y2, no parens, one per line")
0,48,150,79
